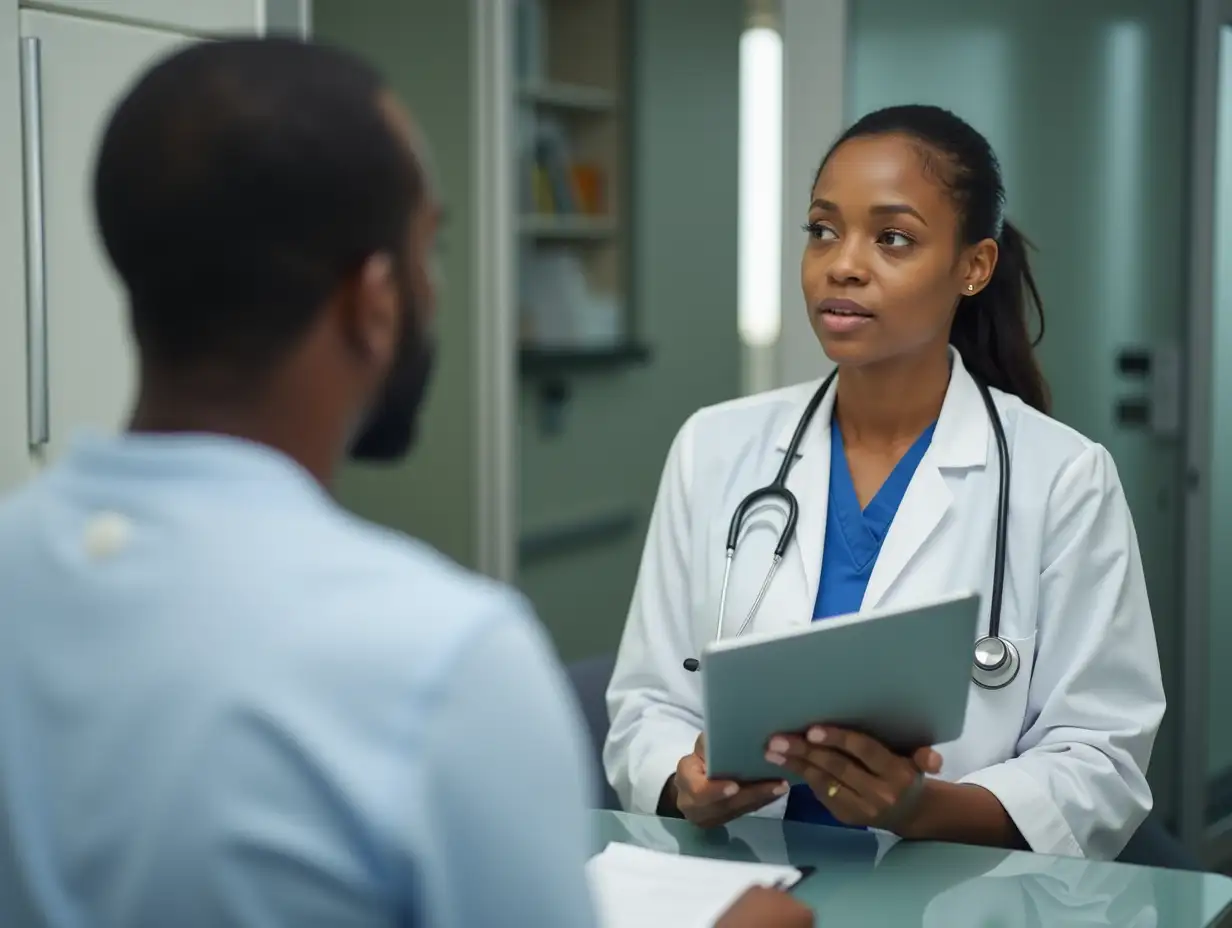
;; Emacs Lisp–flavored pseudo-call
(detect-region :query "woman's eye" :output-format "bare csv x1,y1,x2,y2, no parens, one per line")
804,222,837,241
879,230,913,247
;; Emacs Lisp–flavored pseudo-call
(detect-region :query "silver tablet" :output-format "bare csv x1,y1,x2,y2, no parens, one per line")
701,590,981,783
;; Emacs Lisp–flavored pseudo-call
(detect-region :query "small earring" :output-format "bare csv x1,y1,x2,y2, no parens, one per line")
967,284,975,292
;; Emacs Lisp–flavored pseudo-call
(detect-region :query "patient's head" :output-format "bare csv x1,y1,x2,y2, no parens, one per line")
94,37,442,478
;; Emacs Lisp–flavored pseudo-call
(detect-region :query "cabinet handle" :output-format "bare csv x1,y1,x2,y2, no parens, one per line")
20,36,48,449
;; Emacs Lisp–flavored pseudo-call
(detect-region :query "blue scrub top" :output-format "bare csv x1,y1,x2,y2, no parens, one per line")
785,416,937,827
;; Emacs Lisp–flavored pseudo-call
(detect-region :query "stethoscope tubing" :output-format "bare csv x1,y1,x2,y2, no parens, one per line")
686,368,1018,689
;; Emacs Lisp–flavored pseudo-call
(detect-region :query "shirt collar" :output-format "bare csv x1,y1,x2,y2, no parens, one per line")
60,430,330,505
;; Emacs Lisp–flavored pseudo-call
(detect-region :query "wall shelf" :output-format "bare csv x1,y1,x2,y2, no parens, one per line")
519,214,617,240
519,341,651,375
518,81,616,112
516,0,631,357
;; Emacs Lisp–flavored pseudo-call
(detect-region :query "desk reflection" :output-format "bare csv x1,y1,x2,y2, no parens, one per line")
592,811,1230,927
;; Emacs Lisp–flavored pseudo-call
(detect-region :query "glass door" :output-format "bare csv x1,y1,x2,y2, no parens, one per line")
1194,0,1232,864
847,0,1191,833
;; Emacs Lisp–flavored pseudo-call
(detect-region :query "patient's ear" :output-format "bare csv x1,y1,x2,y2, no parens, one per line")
337,252,400,376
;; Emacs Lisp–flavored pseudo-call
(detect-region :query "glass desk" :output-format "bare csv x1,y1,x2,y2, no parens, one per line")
592,810,1232,926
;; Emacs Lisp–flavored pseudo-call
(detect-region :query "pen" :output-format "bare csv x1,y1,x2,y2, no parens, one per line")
772,865,815,891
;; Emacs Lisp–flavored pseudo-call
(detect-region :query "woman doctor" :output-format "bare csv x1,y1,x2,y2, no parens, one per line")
603,104,1165,860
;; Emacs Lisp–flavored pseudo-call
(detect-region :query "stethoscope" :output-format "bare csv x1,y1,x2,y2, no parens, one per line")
683,369,1020,691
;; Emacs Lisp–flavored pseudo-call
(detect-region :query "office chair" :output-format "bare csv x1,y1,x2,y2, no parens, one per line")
1116,812,1203,871
565,653,622,811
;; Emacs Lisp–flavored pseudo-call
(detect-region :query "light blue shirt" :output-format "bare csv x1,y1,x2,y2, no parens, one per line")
0,433,598,928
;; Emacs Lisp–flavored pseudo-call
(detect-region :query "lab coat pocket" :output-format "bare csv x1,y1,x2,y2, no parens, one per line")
939,633,1037,778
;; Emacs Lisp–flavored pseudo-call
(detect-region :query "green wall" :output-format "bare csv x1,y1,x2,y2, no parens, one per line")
517,0,745,661
312,0,745,663
313,0,479,569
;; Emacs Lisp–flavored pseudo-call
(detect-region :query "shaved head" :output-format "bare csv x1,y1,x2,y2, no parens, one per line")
94,37,425,378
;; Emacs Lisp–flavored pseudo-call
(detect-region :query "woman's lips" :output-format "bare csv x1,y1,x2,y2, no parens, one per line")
817,298,875,334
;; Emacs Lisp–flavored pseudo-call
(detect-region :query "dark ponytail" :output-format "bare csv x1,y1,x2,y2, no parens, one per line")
952,222,1050,413
818,104,1051,414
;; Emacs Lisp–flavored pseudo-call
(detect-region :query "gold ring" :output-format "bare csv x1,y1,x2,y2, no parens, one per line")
827,782,840,798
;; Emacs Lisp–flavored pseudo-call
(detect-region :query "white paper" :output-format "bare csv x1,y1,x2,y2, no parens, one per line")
585,842,802,928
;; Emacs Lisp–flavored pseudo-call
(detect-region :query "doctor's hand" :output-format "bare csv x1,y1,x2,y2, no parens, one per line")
668,735,789,829
765,726,943,832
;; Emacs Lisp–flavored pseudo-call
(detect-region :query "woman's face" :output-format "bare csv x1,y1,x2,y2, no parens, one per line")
800,133,993,369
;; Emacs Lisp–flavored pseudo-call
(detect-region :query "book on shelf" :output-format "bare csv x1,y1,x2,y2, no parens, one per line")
524,114,607,217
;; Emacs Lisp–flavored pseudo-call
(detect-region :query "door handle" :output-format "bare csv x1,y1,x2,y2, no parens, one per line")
1114,342,1181,439
20,36,49,449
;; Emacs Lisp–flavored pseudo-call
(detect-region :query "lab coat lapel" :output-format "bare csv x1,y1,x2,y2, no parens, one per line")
862,461,951,608
773,377,837,622
863,350,990,608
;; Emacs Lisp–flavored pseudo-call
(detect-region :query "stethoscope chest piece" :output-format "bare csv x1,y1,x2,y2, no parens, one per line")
972,635,1019,690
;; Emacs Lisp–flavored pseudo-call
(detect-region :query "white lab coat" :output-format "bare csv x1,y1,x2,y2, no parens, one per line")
603,349,1165,860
